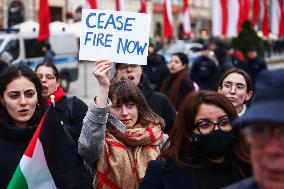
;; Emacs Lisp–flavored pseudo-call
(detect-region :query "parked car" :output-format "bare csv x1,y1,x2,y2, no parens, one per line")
0,29,79,92
157,41,204,68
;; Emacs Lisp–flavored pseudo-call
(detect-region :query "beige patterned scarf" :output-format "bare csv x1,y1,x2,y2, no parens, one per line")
95,123,163,189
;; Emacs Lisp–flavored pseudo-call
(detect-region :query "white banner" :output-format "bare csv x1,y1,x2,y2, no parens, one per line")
79,9,151,65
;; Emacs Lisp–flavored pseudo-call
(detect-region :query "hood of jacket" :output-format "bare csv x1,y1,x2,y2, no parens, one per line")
147,53,166,67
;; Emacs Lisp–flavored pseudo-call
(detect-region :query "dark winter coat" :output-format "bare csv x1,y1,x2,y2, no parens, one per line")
216,54,237,81
222,177,261,189
160,70,195,110
144,53,169,90
0,96,90,188
139,158,251,189
139,74,176,134
238,58,267,86
54,96,88,143
0,124,36,188
0,61,8,74
191,56,219,90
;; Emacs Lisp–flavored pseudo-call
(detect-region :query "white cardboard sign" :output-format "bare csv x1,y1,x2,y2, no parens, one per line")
79,9,151,65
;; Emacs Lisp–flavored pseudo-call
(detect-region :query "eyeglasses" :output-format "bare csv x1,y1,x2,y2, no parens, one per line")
222,82,246,92
243,123,284,148
37,74,56,80
194,117,232,135
116,64,139,73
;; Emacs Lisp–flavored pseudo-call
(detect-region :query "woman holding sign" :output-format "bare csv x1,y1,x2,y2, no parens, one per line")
78,60,166,189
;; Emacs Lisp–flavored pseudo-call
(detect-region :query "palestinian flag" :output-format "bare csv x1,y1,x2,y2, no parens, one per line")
7,106,92,189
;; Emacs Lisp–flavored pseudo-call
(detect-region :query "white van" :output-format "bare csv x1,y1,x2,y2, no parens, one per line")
0,29,79,91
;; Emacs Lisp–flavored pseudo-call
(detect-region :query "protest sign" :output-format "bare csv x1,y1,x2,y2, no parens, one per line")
79,9,151,65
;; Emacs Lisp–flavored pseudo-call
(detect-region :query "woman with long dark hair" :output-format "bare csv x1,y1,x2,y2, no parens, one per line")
140,91,251,189
160,52,195,110
0,65,47,188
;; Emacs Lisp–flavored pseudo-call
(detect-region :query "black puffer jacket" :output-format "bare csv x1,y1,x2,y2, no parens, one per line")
139,74,176,134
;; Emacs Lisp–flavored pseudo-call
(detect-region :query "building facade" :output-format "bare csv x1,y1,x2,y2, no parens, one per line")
0,0,211,38
0,0,67,28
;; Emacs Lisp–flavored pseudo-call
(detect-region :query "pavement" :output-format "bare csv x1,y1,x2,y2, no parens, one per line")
67,61,284,105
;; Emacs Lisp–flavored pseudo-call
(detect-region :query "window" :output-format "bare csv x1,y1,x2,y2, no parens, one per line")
8,1,25,27
4,39,20,60
24,39,44,58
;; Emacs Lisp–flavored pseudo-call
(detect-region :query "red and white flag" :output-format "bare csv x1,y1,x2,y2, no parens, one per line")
139,0,147,13
213,0,254,37
182,0,191,36
212,0,228,37
38,0,50,41
270,0,282,35
237,0,251,31
82,0,97,9
279,0,284,36
227,0,240,37
252,0,260,28
163,0,173,38
261,0,269,37
242,0,251,21
116,0,124,11
212,0,222,36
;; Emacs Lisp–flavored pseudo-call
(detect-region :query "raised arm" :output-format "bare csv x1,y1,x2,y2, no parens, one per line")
94,60,112,107
78,60,112,167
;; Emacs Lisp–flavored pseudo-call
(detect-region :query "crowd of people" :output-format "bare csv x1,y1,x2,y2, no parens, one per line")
0,38,283,189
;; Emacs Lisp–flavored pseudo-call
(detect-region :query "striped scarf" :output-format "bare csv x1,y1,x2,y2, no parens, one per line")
95,123,163,189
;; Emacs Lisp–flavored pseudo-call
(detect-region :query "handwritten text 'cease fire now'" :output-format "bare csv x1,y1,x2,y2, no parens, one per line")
83,13,148,55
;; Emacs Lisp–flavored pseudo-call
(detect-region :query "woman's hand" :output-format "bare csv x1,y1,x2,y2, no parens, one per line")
92,60,112,107
92,60,112,88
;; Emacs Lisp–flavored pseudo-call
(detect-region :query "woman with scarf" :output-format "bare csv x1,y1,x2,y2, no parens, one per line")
35,62,88,143
160,52,195,110
139,91,251,189
78,60,165,189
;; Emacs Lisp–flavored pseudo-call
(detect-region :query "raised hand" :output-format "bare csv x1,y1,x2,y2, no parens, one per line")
92,60,113,107
92,60,112,88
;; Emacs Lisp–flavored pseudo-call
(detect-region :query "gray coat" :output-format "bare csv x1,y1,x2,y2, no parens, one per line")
78,99,111,175
78,98,168,182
